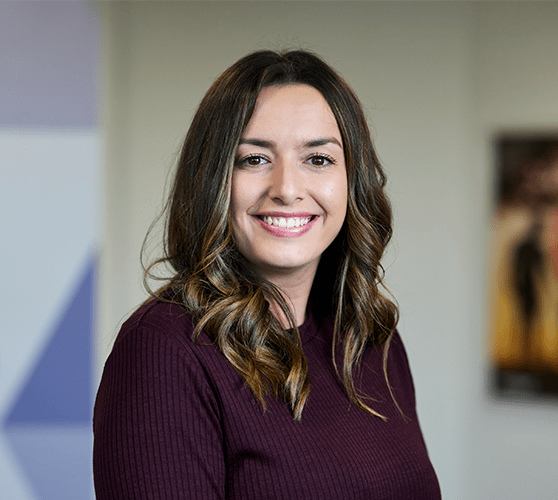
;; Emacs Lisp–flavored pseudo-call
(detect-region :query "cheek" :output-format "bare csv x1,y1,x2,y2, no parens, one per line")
339,177,349,213
323,173,348,216
230,174,247,220
230,172,259,246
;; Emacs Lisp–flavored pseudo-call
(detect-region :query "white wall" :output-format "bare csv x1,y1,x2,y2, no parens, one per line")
468,4,558,500
98,2,558,499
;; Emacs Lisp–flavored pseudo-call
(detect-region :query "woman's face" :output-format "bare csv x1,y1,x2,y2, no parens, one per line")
231,84,348,281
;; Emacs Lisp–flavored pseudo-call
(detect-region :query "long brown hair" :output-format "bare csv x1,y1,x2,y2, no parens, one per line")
146,50,399,420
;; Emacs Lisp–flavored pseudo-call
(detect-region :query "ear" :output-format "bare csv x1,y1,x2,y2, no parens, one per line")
549,210,558,278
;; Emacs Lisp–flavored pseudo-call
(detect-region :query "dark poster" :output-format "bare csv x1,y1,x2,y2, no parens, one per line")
489,134,558,397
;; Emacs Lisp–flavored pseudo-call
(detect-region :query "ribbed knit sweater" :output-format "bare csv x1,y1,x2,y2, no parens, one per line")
93,300,441,499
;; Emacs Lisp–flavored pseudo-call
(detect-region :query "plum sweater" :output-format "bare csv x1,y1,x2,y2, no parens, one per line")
93,300,441,499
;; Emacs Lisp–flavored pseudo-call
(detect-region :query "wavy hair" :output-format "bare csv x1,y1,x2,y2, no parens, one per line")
146,49,399,420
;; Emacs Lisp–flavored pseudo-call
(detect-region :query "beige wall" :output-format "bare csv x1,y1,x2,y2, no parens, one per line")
97,2,558,499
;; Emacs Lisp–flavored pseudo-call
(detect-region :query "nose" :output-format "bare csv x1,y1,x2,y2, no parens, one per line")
268,160,304,205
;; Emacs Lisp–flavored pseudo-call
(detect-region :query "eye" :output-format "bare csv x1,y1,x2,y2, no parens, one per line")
237,154,270,167
306,154,335,167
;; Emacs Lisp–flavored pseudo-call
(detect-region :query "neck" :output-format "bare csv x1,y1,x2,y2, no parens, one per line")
261,263,318,328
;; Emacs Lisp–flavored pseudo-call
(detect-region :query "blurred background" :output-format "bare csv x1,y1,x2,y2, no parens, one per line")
1,1,557,499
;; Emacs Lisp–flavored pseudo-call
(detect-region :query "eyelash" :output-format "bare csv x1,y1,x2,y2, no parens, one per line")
236,153,337,168
306,153,336,167
236,154,270,167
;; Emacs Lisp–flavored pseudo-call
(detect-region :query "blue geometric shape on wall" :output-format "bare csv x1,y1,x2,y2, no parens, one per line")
3,426,94,500
5,255,96,425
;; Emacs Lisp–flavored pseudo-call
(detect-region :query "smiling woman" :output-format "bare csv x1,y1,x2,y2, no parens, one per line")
231,84,348,323
93,50,441,500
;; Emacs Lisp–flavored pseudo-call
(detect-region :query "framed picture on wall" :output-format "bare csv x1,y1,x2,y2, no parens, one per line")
488,133,558,397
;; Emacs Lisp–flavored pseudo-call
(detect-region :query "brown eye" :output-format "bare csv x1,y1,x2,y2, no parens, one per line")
247,156,263,166
239,155,269,167
307,154,333,167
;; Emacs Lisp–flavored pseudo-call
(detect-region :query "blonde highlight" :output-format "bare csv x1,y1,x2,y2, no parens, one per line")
144,49,399,421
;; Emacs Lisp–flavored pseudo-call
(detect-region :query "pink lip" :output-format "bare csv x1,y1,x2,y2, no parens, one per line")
256,211,315,217
252,213,318,238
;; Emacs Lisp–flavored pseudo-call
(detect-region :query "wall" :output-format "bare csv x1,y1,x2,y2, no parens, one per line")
98,2,558,499
0,2,100,499
468,4,558,500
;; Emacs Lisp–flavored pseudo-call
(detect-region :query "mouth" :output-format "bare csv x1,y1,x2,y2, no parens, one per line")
257,215,316,229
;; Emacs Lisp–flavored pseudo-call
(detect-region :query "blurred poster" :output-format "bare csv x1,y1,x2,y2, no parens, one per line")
489,134,558,396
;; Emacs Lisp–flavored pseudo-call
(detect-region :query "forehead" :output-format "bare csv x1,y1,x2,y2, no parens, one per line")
255,83,328,107
242,84,341,140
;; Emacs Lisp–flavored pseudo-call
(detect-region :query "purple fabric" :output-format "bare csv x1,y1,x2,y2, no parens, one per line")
94,300,441,499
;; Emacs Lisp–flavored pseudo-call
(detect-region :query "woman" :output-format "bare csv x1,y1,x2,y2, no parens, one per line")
94,49,441,499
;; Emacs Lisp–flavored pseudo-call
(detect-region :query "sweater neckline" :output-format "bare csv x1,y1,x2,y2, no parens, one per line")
296,310,322,345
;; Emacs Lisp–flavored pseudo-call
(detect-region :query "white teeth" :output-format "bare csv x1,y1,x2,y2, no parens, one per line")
262,216,312,228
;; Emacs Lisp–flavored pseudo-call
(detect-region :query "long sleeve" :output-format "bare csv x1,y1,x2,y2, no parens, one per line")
93,323,226,499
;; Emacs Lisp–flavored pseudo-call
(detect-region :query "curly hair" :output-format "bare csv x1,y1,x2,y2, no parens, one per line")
145,49,399,420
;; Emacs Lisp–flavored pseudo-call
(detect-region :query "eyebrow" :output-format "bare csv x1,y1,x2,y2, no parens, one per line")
238,138,274,148
238,137,343,149
304,137,343,148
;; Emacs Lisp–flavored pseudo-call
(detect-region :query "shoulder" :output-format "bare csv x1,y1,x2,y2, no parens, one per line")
388,329,412,373
105,298,238,388
96,299,227,425
111,298,208,357
385,329,418,414
101,299,224,396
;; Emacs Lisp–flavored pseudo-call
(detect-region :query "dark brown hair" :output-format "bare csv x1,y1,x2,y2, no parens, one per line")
146,49,399,420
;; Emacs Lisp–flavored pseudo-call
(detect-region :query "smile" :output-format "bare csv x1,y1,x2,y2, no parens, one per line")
260,216,313,228
253,213,318,238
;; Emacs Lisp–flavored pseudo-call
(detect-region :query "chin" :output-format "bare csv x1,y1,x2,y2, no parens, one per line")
253,255,320,276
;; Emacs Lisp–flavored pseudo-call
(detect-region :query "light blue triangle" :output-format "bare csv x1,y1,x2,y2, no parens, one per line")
4,426,94,500
5,255,96,425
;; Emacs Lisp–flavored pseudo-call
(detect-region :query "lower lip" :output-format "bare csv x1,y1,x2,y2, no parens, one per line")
254,216,318,237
